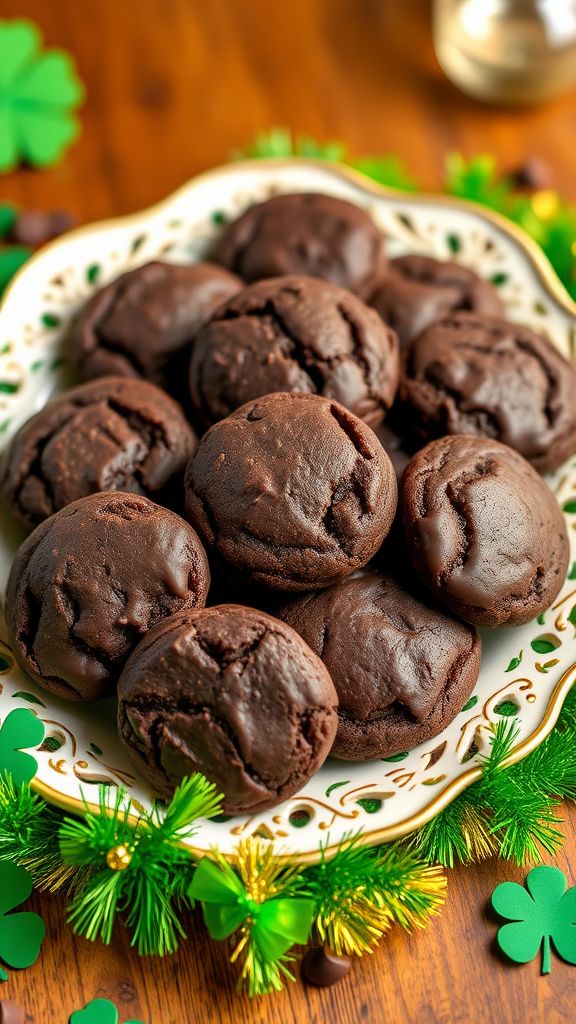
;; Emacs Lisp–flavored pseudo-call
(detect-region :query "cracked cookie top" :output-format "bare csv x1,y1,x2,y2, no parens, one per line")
370,255,504,348
213,192,388,298
117,604,339,812
1,376,197,532
189,274,399,428
398,312,576,473
401,435,569,626
5,492,210,701
70,260,242,397
277,569,480,760
184,393,397,591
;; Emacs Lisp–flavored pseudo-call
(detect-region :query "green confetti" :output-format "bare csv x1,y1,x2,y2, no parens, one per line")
0,18,84,172
492,866,576,974
69,999,143,1024
0,860,45,969
0,708,45,785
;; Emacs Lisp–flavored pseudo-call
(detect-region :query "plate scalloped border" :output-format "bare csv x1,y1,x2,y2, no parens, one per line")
1,157,576,864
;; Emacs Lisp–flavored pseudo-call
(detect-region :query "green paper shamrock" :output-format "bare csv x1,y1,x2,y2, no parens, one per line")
0,860,45,969
189,856,314,960
0,18,84,172
69,999,142,1024
0,708,44,784
492,866,576,973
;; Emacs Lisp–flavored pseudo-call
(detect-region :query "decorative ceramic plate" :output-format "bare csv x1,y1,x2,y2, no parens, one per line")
0,159,575,862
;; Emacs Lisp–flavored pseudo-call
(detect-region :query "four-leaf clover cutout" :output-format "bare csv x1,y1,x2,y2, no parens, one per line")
0,18,84,172
69,999,142,1024
492,866,576,974
0,860,45,970
0,708,45,785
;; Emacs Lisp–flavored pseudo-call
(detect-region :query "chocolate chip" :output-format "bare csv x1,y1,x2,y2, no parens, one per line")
8,210,74,247
301,946,351,987
510,157,553,191
0,1000,25,1024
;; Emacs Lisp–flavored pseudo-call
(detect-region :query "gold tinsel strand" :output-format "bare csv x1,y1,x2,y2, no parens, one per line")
315,890,393,957
460,805,500,862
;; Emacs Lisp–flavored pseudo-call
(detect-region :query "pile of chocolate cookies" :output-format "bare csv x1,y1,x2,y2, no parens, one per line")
3,191,575,816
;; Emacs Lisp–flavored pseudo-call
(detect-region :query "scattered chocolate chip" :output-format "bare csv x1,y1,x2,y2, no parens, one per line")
0,999,25,1024
509,157,553,191
301,946,351,987
8,209,74,248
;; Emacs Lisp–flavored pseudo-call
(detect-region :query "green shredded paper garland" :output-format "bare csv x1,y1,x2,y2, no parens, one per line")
1,131,576,997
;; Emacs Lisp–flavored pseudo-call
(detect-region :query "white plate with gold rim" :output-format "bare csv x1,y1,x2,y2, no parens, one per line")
0,159,575,862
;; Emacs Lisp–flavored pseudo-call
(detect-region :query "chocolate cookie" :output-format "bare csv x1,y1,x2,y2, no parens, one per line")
184,393,397,591
189,275,399,428
6,492,210,701
401,435,569,626
117,605,339,812
398,312,576,473
71,260,242,394
213,193,387,297
278,570,480,760
2,376,196,532
371,255,504,347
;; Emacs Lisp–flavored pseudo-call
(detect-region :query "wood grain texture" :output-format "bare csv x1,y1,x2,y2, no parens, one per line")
1,0,576,1020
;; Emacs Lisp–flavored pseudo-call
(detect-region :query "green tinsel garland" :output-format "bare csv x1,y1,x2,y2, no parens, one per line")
1,694,576,995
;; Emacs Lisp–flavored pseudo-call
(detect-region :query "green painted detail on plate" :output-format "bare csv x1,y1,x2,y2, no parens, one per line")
381,751,409,762
289,809,311,828
568,562,576,581
568,605,576,628
0,342,11,354
537,612,546,625
39,735,63,753
563,499,576,514
531,635,561,655
325,780,350,798
211,210,227,226
490,271,508,286
12,691,46,707
0,655,12,673
461,695,478,712
88,742,103,757
505,652,523,672
41,312,60,329
30,360,44,372
356,798,382,814
0,419,11,433
494,700,519,717
50,356,65,370
446,233,460,253
422,775,447,787
86,263,100,285
0,381,18,394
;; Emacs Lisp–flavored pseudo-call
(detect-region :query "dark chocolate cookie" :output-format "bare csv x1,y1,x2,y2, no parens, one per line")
213,193,387,297
189,275,399,428
71,260,242,394
2,376,196,532
6,492,210,701
401,435,569,626
370,255,504,347
184,393,397,591
277,570,480,760
117,604,339,813
398,312,576,473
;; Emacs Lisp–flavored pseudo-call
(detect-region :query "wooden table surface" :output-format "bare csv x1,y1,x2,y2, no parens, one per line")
1,1,576,1021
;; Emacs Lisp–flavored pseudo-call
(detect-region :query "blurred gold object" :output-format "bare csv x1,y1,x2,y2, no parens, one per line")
433,0,576,104
106,844,133,870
